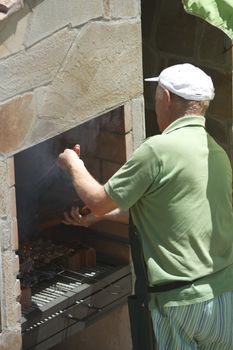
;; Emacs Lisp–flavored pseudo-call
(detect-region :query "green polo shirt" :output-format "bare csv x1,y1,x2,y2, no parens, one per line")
104,115,233,307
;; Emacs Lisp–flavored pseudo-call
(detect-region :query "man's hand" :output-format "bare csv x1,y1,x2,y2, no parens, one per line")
58,147,83,172
63,207,129,226
58,143,118,216
62,206,100,227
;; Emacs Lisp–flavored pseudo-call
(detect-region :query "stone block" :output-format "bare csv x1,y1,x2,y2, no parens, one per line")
0,160,7,216
13,253,19,273
9,186,16,218
0,27,77,101
14,278,21,300
123,108,133,134
25,117,68,149
124,131,133,159
6,157,15,186
0,0,23,21
11,219,19,251
24,0,103,47
0,93,34,154
0,2,30,59
1,217,18,251
14,302,21,323
1,251,19,328
1,218,11,250
125,97,145,151
36,21,143,133
0,331,22,350
110,0,140,18
103,0,110,18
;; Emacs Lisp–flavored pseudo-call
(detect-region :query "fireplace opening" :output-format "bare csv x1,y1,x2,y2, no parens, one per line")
14,107,132,350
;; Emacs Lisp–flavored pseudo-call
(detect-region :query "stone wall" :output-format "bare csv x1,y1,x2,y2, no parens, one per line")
0,1,144,349
142,0,233,165
0,0,143,157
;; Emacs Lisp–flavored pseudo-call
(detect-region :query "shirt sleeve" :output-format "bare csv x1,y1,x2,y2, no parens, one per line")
104,140,161,210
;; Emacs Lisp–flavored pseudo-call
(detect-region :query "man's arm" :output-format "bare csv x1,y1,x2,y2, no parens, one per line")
62,207,129,227
58,147,118,216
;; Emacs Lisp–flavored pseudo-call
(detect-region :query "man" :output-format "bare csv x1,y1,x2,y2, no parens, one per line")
58,63,233,349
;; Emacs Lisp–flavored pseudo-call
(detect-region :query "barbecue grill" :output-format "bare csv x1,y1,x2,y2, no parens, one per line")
22,263,131,350
13,112,133,350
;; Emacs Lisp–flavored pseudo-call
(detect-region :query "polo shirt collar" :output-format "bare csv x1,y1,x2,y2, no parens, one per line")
163,115,206,134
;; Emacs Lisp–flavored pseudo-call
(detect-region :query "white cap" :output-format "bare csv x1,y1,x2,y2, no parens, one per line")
145,63,215,101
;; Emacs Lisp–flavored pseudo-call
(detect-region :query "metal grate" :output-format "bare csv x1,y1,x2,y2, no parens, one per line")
23,264,114,316
22,263,131,350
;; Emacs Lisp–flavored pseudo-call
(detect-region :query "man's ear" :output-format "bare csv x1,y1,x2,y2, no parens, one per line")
163,88,171,106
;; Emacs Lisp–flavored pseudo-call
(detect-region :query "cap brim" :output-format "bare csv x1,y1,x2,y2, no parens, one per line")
144,77,159,82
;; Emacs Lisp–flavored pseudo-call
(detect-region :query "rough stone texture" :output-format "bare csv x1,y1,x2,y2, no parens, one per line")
0,3,29,59
110,0,140,18
25,117,68,150
0,331,22,350
125,97,145,151
14,278,21,301
0,27,77,102
1,251,20,328
9,187,16,219
0,93,34,154
1,219,12,251
0,161,7,216
11,219,19,251
0,3,143,349
103,0,110,18
35,21,142,137
0,0,23,21
6,157,15,187
24,0,103,47
1,217,18,252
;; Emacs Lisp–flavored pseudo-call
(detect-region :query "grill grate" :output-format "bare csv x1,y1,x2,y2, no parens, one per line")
22,263,131,350
22,264,115,316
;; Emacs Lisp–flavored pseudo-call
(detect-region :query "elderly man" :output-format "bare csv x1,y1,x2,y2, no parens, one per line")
59,63,233,349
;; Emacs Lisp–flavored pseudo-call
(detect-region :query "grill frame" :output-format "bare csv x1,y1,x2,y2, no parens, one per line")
22,264,131,350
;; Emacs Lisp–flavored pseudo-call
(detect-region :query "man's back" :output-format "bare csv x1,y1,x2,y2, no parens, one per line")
106,115,233,305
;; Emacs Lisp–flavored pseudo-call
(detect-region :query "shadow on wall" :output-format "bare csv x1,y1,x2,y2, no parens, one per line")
0,0,44,44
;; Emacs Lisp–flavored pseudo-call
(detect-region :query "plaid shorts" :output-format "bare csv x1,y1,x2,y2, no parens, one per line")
151,291,233,350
